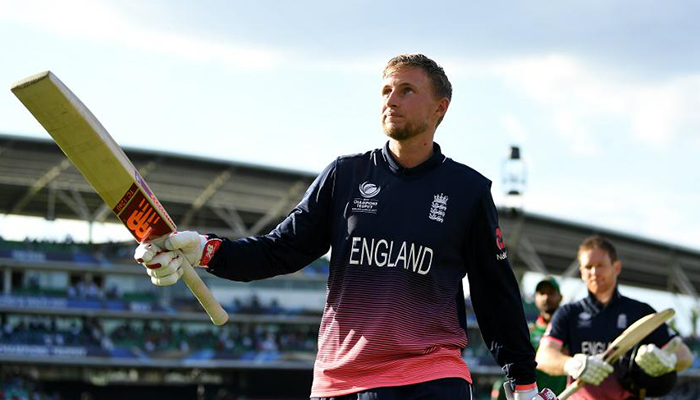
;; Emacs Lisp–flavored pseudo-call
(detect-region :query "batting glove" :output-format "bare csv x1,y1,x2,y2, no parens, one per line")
504,383,559,400
134,231,222,286
564,354,613,385
162,231,210,267
134,242,184,286
161,231,222,267
635,337,680,377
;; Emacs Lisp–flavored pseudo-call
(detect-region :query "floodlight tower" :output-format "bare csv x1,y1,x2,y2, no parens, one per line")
502,145,527,214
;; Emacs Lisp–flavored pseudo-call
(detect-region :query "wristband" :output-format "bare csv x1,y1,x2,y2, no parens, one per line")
200,237,222,267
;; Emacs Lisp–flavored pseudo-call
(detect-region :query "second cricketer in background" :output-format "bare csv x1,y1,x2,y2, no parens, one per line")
134,54,557,399
536,235,695,399
531,277,567,394
492,277,567,399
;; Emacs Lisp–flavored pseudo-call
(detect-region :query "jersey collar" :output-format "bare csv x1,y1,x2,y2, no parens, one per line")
535,315,549,328
380,141,446,175
583,286,622,312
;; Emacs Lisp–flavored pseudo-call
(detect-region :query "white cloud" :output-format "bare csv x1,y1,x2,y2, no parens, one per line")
629,77,700,147
493,55,584,104
313,57,387,74
0,215,132,243
451,54,700,151
551,110,601,156
0,0,282,69
523,184,700,250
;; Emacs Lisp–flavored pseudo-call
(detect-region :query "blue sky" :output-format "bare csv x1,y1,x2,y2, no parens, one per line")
1,0,699,251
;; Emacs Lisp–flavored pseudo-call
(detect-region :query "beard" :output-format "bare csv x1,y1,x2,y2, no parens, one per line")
544,305,559,315
382,118,428,141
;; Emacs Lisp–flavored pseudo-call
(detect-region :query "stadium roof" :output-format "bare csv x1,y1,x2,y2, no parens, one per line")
2,133,700,299
0,133,317,239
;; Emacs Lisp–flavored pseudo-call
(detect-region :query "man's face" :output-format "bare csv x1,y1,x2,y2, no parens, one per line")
381,67,447,141
534,284,562,315
578,246,621,296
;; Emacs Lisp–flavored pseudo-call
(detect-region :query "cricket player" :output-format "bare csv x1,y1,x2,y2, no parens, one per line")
135,54,557,399
492,277,567,399
536,235,695,399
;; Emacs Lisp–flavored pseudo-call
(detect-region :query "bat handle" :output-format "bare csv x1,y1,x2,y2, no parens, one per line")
178,251,229,326
558,380,583,400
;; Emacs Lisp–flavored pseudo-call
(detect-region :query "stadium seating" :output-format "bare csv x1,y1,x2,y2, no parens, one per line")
2,238,699,399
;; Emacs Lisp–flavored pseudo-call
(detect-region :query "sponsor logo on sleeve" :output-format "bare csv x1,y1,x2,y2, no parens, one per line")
495,228,506,250
495,228,508,260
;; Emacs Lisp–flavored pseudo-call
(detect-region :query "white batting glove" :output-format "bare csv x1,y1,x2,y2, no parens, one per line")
133,231,221,286
564,354,613,385
134,242,184,286
635,337,680,377
161,230,222,267
162,231,209,267
504,383,559,400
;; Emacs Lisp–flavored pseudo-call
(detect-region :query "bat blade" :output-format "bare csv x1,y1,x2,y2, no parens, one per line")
11,71,172,241
602,308,675,363
11,71,228,326
559,308,675,399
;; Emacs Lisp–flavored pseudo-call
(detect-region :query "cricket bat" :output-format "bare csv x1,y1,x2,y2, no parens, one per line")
558,308,675,399
11,71,228,326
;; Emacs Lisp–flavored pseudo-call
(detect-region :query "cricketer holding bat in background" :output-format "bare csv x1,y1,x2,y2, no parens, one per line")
135,54,558,399
536,235,695,399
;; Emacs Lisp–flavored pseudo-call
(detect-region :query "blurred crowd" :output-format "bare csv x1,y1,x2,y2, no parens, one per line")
110,319,318,357
0,313,319,362
0,373,63,400
3,237,700,399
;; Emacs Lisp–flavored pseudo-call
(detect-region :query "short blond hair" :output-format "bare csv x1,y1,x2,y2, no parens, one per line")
578,235,618,263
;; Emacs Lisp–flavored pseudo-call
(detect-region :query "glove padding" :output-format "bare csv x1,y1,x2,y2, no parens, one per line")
163,231,208,267
134,242,184,286
503,383,559,400
635,337,680,377
134,231,210,286
564,354,614,385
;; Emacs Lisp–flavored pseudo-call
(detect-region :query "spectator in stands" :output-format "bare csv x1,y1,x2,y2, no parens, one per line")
247,294,262,314
0,373,64,400
268,298,282,314
135,54,550,399
536,235,695,399
86,280,101,299
67,283,77,298
105,284,121,299
26,275,40,292
76,280,87,298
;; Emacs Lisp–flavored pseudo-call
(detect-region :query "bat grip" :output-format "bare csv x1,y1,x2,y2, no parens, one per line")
558,380,583,400
178,251,229,326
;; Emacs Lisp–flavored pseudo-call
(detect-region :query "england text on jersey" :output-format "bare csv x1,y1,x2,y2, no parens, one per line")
348,236,433,275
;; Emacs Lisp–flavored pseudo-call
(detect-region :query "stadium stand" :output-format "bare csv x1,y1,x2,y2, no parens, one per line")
2,134,700,398
3,239,698,399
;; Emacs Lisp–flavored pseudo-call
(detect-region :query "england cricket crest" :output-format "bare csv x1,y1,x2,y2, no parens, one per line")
429,193,448,223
